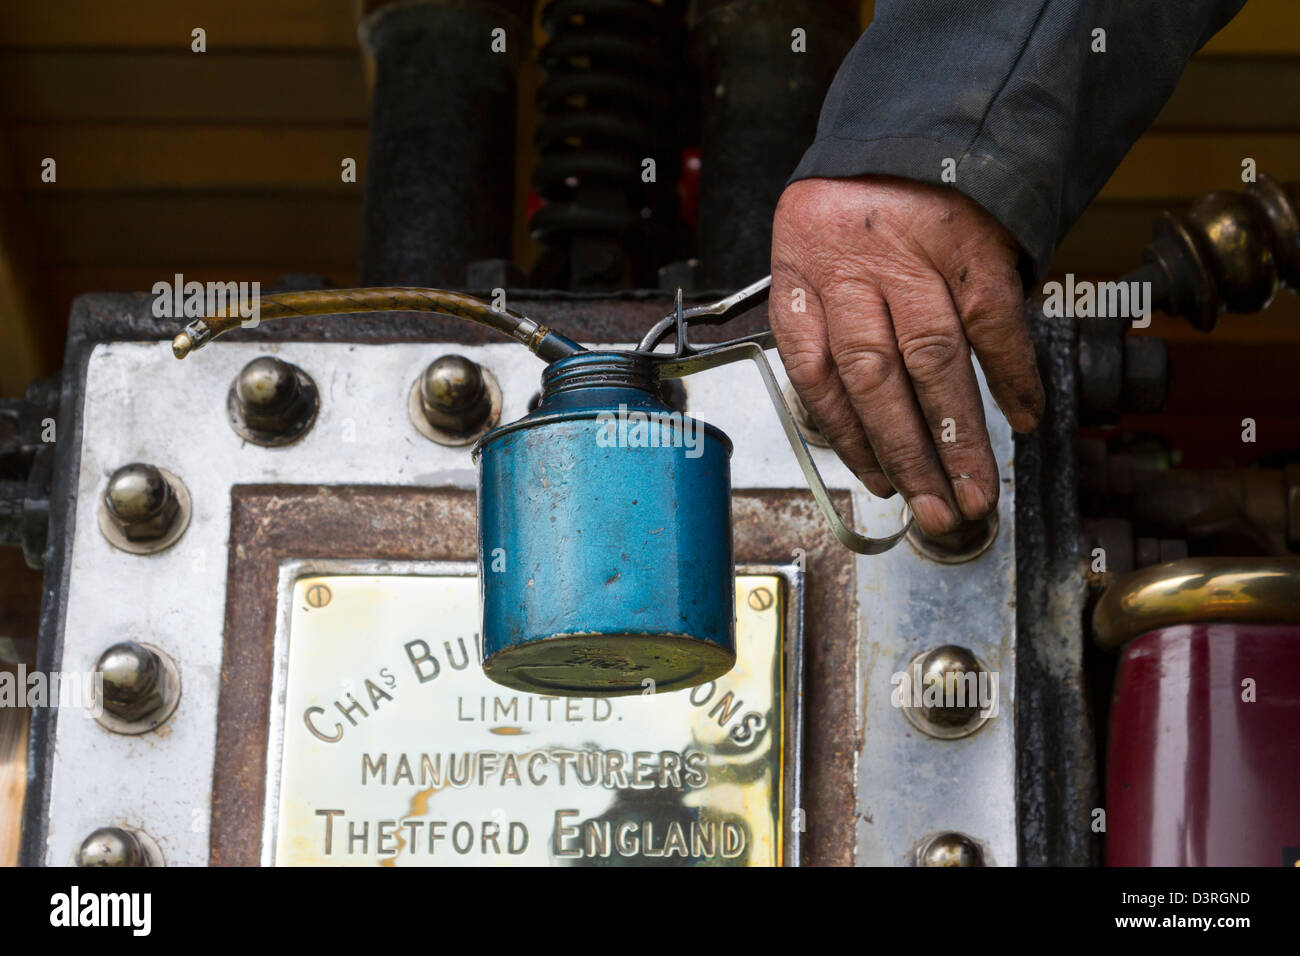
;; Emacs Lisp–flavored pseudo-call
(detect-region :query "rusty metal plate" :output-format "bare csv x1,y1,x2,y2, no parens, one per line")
262,561,800,866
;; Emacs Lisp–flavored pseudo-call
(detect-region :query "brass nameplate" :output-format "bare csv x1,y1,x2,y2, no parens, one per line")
268,570,789,866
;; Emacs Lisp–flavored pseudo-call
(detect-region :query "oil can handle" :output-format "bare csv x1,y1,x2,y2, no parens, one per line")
636,275,773,353
655,341,912,556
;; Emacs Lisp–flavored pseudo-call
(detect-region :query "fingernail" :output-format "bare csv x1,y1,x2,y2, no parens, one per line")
861,474,896,499
1013,388,1045,433
909,494,957,535
995,401,1037,435
1013,411,1041,434
953,478,989,519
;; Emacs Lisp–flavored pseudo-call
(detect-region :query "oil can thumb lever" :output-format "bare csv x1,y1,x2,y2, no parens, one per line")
637,275,773,353
656,340,912,556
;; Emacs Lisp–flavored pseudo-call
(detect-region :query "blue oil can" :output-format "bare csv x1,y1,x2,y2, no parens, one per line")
475,351,735,697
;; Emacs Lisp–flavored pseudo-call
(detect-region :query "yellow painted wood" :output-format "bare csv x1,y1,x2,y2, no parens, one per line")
0,52,369,122
0,0,360,49
27,194,362,266
1098,133,1300,201
11,124,369,191
0,134,50,395
1201,0,1300,55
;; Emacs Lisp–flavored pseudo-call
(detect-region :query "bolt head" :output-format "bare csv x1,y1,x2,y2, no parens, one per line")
96,641,165,721
77,827,147,867
918,644,984,727
105,464,169,523
422,355,485,414
922,517,992,554
907,510,999,564
417,355,494,436
104,464,181,542
236,356,299,412
228,357,317,444
918,832,984,867
99,466,190,552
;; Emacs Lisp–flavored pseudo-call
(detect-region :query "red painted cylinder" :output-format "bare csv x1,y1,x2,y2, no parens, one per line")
1106,622,1300,866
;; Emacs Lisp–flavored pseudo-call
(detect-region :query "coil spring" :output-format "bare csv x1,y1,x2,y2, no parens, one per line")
531,0,687,270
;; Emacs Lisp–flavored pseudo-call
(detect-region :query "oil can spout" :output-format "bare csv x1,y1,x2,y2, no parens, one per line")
169,286,584,363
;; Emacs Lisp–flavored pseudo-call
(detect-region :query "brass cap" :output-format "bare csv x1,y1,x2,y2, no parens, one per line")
77,827,148,867
1092,557,1300,652
916,832,985,867
420,355,490,433
105,463,170,525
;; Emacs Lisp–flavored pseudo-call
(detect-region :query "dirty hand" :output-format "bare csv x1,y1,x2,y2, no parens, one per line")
769,175,1045,537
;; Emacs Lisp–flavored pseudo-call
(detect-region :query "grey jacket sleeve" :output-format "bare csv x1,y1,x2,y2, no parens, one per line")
788,0,1246,284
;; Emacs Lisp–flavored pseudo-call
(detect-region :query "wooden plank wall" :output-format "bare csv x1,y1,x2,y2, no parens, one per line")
0,1,370,395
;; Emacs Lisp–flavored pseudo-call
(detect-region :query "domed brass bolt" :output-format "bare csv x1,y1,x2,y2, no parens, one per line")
228,356,319,445
1144,174,1300,331
906,510,998,564
1191,193,1277,314
409,354,502,446
77,827,148,867
423,355,488,430
915,832,985,867
98,464,191,554
93,641,181,734
900,644,993,739
76,826,163,867
106,464,175,538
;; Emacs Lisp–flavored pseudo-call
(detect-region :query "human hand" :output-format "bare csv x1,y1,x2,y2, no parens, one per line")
769,175,1045,537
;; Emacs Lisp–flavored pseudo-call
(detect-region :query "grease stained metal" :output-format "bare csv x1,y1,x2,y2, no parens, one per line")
270,571,788,866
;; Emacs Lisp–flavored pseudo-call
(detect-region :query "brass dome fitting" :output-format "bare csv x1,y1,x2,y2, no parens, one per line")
1092,556,1300,653
1144,174,1300,331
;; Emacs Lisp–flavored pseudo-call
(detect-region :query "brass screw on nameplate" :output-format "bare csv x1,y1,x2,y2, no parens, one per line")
306,583,333,608
77,827,148,868
747,587,774,611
